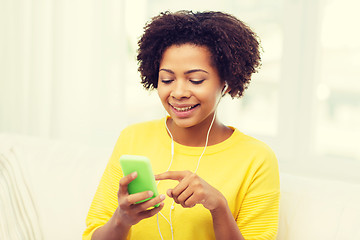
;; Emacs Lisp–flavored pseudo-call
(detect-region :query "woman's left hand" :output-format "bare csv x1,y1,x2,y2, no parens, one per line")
155,171,225,211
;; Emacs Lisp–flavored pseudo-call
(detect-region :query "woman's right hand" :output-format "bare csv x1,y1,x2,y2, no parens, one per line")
116,172,165,227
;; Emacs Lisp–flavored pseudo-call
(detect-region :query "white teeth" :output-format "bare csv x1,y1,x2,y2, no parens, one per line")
173,105,195,112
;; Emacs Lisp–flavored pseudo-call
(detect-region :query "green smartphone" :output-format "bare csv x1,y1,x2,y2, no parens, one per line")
119,155,160,207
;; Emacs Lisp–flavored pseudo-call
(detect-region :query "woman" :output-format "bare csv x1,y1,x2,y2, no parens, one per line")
83,10,280,240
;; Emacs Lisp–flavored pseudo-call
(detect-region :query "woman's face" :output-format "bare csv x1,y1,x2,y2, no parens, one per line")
157,43,224,129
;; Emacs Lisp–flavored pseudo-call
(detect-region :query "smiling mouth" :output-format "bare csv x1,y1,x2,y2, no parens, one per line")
171,104,200,112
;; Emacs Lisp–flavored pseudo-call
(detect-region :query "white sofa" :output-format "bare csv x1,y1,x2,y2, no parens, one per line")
1,133,360,240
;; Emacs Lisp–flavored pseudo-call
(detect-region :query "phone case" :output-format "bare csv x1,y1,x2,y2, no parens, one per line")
119,155,160,207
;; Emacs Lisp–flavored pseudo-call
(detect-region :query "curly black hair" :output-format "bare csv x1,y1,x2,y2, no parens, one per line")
137,10,261,98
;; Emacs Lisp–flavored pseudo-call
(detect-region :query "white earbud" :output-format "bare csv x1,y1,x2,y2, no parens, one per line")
221,83,229,96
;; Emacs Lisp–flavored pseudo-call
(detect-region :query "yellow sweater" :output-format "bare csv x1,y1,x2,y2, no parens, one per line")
83,118,280,240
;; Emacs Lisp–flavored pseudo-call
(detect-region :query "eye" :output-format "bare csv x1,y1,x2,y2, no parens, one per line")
161,79,173,84
190,79,205,85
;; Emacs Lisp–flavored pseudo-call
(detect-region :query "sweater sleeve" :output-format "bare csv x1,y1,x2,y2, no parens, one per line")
82,132,127,240
236,150,280,240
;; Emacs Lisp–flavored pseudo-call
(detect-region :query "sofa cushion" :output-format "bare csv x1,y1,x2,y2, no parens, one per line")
278,173,360,240
0,134,111,240
0,146,42,240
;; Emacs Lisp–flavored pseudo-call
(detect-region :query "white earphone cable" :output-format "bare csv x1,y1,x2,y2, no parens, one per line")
156,86,225,239
194,111,216,173
157,111,216,239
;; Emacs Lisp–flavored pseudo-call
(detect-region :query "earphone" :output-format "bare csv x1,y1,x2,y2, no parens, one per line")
157,111,217,240
156,81,226,239
221,82,229,96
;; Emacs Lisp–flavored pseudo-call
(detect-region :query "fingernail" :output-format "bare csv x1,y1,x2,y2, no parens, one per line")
148,191,154,197
160,194,166,200
131,172,137,178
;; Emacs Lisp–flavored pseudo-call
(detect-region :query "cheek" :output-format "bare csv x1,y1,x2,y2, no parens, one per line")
196,88,221,106
157,87,169,103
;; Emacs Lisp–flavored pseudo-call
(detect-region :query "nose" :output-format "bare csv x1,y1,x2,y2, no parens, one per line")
170,81,191,99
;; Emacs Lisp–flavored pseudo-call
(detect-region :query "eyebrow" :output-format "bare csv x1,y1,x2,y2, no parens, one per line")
159,68,209,75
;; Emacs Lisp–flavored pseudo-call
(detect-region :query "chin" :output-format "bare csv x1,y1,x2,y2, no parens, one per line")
170,117,197,129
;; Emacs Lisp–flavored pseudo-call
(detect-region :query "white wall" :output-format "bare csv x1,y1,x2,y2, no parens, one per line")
1,0,359,182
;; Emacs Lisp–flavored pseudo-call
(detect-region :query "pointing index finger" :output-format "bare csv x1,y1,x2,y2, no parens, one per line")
155,171,188,181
